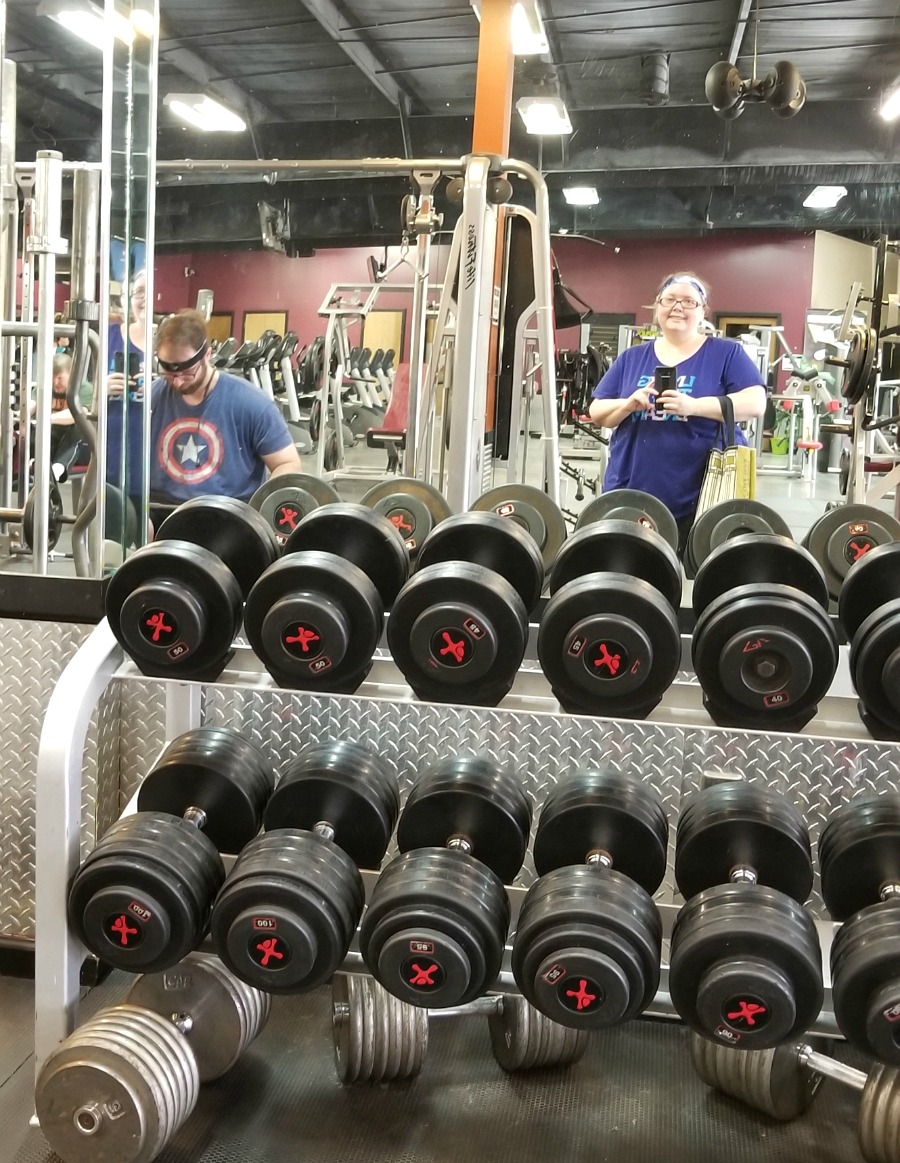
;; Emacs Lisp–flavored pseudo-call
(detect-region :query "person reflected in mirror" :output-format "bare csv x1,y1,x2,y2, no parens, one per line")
107,269,147,399
589,271,766,558
149,309,301,527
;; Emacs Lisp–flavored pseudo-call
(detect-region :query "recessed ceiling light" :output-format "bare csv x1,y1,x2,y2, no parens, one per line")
803,185,848,209
163,94,247,133
563,187,599,207
516,96,572,135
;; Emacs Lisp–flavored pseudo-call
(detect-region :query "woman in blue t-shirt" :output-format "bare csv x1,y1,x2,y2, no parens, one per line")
589,271,766,556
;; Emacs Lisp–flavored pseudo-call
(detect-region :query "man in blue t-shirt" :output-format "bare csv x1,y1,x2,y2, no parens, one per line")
150,309,301,518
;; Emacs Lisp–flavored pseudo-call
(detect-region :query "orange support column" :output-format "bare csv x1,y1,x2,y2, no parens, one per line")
472,0,515,157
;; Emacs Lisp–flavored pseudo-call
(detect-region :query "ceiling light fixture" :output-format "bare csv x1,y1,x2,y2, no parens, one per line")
37,0,133,47
803,185,848,209
163,94,247,133
880,85,900,121
563,186,599,207
516,96,572,135
470,1,549,56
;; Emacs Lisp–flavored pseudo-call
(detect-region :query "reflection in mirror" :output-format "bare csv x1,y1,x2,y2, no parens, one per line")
102,0,158,561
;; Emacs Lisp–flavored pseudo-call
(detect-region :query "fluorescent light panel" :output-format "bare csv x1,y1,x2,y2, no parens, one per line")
517,96,572,135
470,1,549,55
563,186,599,206
39,1,134,46
164,94,246,133
803,185,848,209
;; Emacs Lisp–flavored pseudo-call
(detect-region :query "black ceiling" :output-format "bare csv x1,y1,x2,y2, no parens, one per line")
7,0,900,247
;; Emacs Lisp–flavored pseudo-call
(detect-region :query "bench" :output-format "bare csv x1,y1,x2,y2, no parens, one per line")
366,364,410,471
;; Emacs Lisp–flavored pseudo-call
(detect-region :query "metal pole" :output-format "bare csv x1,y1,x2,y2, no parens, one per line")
30,150,67,573
0,56,15,510
403,171,438,477
155,157,467,179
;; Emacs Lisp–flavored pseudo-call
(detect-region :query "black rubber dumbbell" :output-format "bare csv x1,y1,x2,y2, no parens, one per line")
360,477,452,562
683,498,792,579
819,794,900,1066
670,781,823,1050
804,504,900,602
574,488,679,554
359,756,532,1009
470,483,568,578
537,519,682,718
388,512,544,706
838,541,900,740
511,769,666,1030
68,728,275,973
691,533,838,732
248,472,341,544
244,503,409,693
105,496,279,682
210,740,399,993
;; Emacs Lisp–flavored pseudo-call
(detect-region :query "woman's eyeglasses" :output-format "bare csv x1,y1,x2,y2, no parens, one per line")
658,296,702,310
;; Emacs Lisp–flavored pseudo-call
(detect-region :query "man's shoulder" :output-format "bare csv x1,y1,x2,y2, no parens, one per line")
215,372,270,405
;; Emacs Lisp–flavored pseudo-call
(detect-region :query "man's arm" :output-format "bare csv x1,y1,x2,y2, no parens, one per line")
262,443,302,477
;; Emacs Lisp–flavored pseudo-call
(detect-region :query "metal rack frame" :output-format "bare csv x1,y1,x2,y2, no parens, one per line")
34,618,900,1100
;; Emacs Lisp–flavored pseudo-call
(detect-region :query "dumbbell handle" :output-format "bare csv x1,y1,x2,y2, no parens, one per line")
183,806,208,829
798,1045,866,1093
334,992,503,1023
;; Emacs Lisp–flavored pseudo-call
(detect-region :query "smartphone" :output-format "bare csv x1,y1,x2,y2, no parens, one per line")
113,351,141,378
654,366,676,413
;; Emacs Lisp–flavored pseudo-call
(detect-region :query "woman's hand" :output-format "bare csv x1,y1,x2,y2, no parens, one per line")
628,386,656,413
655,389,694,417
107,371,128,398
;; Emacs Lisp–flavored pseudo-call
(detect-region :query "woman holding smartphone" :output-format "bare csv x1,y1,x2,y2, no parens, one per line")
589,271,766,557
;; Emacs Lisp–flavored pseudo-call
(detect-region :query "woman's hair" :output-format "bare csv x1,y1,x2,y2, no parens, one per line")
655,271,710,305
156,308,208,353
52,353,72,376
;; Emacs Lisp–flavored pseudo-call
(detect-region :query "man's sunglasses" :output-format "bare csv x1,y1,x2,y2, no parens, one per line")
157,342,208,374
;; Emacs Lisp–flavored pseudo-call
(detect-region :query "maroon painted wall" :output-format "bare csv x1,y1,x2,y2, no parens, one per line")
152,232,816,381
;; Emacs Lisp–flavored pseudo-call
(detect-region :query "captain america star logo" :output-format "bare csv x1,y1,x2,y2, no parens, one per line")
157,418,224,486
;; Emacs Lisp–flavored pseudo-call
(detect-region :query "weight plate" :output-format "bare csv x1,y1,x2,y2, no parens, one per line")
537,572,681,719
511,866,661,1030
157,496,279,600
831,900,900,1065
549,520,682,609
839,326,876,405
245,551,383,693
692,534,828,615
397,755,532,885
361,478,453,560
839,541,900,641
106,541,241,679
282,502,409,608
805,505,900,601
532,769,668,892
675,781,813,904
487,993,589,1072
574,489,679,553
22,477,66,551
852,608,900,733
128,951,271,1082
859,1063,900,1163
818,795,900,920
323,429,339,471
387,561,528,707
470,483,567,573
670,883,823,1049
211,830,365,993
692,583,838,728
139,727,275,853
418,511,545,614
249,473,341,544
360,848,509,1008
689,1034,823,1121
263,740,399,867
332,973,428,1083
686,500,792,578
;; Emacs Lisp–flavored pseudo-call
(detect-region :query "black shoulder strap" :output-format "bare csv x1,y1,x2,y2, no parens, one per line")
718,394,735,447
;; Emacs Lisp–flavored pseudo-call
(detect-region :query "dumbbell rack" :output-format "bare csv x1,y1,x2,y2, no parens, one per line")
33,617,900,1089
